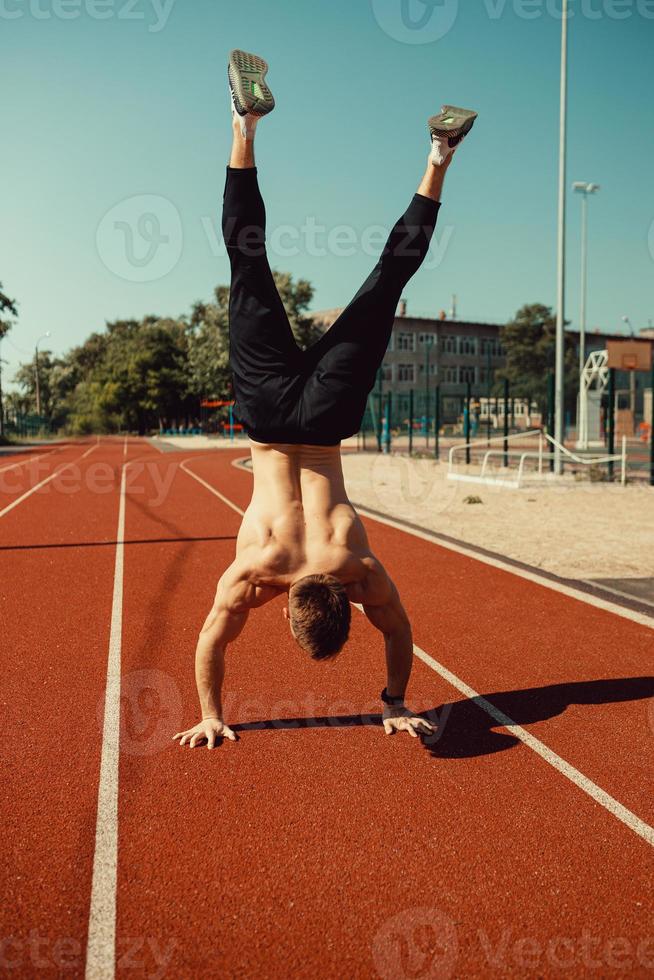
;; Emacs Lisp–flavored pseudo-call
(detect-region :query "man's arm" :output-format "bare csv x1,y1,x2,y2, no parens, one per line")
174,563,281,749
357,567,435,738
361,578,413,700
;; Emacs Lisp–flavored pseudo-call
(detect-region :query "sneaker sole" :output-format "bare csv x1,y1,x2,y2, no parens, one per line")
428,105,478,146
228,49,275,117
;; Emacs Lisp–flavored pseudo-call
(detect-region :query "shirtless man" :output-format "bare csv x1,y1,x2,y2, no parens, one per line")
174,50,477,749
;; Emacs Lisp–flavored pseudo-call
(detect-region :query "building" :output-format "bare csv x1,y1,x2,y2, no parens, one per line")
312,304,654,428
312,306,504,424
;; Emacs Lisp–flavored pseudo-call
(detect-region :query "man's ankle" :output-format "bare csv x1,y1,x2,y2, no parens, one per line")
232,112,259,140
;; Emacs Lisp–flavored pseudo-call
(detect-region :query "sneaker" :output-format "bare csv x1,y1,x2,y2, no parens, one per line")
428,106,478,165
228,49,275,119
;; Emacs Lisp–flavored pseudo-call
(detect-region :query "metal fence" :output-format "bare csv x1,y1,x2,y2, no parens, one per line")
359,380,535,459
1,412,53,439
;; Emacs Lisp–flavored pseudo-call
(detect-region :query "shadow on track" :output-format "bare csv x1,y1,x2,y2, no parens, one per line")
426,676,654,758
232,714,383,733
0,535,237,552
223,677,654,759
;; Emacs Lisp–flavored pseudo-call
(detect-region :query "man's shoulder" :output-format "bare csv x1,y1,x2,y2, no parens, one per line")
345,556,391,605
220,563,285,612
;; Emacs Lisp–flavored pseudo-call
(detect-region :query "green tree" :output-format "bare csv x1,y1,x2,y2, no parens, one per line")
79,317,192,434
0,281,18,437
13,350,56,416
497,303,577,414
187,286,231,400
0,282,17,338
10,270,319,436
271,271,319,350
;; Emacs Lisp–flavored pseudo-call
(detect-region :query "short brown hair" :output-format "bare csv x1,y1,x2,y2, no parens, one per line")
288,573,351,660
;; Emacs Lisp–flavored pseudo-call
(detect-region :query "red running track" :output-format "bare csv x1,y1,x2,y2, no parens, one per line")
1,438,653,979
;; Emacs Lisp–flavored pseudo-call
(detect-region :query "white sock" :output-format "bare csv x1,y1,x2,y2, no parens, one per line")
430,135,458,166
230,88,259,139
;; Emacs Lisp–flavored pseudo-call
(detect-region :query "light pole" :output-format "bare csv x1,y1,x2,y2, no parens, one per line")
554,0,570,473
34,332,51,416
573,182,600,384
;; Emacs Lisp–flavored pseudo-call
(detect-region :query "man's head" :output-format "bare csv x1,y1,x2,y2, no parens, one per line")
284,573,351,660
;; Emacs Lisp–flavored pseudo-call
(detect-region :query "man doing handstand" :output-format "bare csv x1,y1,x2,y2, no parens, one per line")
174,49,477,749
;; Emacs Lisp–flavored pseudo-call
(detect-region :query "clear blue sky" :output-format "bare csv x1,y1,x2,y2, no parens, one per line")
2,0,653,386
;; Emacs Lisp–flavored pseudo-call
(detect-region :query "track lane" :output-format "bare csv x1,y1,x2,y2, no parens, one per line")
0,440,99,517
113,449,654,979
0,446,56,473
0,439,150,979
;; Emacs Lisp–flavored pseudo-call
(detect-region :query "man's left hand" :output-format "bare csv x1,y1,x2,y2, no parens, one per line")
382,706,435,738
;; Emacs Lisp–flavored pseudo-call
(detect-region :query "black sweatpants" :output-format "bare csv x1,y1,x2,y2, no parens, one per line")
222,166,441,445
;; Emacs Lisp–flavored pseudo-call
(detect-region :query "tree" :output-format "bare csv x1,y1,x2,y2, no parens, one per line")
270,271,320,350
497,303,577,415
0,281,18,437
13,350,56,418
70,317,192,434
10,270,320,435
187,286,231,401
185,271,321,401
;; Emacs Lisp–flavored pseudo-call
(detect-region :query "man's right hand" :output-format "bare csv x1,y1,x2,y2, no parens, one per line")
173,718,237,749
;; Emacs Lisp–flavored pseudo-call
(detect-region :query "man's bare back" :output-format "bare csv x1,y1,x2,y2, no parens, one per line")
232,441,390,604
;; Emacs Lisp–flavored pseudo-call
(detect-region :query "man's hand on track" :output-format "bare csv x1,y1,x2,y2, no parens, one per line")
382,707,435,739
173,718,237,749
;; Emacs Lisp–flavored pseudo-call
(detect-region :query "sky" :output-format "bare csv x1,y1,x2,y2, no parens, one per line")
2,0,653,388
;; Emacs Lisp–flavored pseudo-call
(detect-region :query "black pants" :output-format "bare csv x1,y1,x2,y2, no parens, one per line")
223,166,441,445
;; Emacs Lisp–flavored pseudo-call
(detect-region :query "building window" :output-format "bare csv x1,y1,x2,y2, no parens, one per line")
396,393,412,416
458,336,478,356
386,333,395,353
419,362,439,377
443,397,459,419
442,335,457,354
419,332,437,348
481,337,503,358
459,366,477,384
381,363,394,382
397,363,416,383
443,366,458,383
397,332,416,352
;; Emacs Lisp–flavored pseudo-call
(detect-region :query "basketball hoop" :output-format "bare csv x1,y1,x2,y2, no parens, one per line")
606,339,652,372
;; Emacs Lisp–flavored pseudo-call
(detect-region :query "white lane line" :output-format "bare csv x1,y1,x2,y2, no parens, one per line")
191,463,654,848
357,597,654,848
180,458,245,516
85,463,127,980
409,641,654,848
0,443,98,519
0,449,56,474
